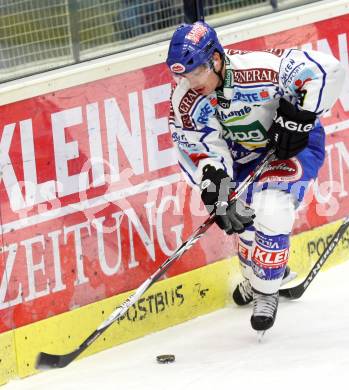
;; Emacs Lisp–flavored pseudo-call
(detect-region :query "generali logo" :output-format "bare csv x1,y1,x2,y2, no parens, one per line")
233,68,278,84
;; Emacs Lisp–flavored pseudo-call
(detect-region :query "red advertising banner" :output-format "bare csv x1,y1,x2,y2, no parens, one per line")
0,14,348,332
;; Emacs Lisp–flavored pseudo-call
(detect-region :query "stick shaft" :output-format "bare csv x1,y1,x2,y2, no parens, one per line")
37,149,275,369
280,216,349,299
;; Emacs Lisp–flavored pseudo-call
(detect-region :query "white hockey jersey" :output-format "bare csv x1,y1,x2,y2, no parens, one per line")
169,48,345,185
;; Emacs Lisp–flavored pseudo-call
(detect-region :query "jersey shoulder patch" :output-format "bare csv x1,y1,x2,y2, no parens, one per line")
172,82,217,129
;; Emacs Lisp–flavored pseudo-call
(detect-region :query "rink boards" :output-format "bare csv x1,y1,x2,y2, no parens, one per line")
1,216,348,383
1,0,349,386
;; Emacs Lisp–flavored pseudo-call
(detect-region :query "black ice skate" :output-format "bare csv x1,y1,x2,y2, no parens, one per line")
250,291,279,333
233,265,295,306
233,278,253,306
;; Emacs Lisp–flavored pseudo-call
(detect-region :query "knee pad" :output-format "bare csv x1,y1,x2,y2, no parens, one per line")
252,189,296,235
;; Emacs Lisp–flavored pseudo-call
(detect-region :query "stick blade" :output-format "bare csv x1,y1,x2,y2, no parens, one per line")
36,350,80,370
279,286,303,300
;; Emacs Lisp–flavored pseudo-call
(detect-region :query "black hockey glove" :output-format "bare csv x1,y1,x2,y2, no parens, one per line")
200,165,255,235
268,98,316,159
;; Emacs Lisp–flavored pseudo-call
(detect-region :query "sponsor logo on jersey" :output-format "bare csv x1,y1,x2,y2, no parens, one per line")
224,68,233,88
218,105,251,122
294,77,312,91
209,97,218,107
179,90,216,128
225,128,266,143
217,96,231,109
223,121,268,148
232,88,272,103
281,59,306,88
172,132,196,148
170,63,186,73
294,76,312,107
193,101,215,125
186,23,207,44
179,89,199,114
233,68,278,84
181,113,194,129
259,158,303,182
291,69,315,107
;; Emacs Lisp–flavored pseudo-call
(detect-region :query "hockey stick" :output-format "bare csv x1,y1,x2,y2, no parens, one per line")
35,149,275,370
280,216,349,300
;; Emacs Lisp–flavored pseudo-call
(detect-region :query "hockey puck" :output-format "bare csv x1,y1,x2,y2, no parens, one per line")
156,354,175,364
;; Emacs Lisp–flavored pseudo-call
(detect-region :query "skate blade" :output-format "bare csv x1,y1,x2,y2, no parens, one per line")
257,331,266,343
281,271,297,286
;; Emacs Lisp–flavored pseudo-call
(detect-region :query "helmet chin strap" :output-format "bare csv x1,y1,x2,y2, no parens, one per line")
209,54,225,89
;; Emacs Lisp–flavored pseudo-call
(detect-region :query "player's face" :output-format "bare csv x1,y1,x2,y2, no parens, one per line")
174,63,220,95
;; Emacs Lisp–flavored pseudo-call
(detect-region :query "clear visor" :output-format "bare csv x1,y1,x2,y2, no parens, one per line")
172,62,213,88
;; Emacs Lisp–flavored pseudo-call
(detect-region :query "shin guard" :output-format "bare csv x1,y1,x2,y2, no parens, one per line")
250,230,290,294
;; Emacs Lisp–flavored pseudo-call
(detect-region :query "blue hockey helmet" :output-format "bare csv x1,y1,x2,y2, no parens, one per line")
166,21,224,74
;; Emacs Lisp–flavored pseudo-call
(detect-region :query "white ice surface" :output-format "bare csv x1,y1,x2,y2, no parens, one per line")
5,260,349,390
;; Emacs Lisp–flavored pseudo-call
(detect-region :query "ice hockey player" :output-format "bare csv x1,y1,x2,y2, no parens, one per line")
166,21,345,333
